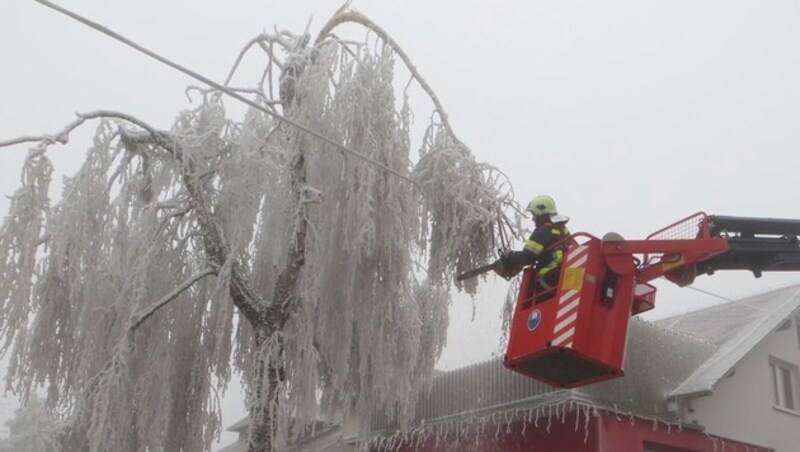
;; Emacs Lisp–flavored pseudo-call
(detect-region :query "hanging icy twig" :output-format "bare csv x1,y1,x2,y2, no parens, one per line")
0,148,52,355
315,6,457,139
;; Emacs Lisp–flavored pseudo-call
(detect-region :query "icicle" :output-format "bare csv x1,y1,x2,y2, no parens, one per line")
574,403,581,431
583,406,592,444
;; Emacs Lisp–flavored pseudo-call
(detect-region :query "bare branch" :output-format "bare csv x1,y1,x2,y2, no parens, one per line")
131,267,217,331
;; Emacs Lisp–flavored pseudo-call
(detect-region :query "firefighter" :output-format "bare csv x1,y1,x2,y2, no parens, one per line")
499,195,570,294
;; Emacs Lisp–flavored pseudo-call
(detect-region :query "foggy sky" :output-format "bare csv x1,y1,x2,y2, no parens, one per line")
2,1,799,448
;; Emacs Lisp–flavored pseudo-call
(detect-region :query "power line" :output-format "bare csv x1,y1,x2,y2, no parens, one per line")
686,285,781,316
32,0,420,188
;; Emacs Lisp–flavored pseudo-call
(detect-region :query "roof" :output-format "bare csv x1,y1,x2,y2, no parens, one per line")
370,318,716,433
221,417,339,451
226,416,249,433
371,283,800,434
218,440,246,452
658,283,800,399
225,284,800,440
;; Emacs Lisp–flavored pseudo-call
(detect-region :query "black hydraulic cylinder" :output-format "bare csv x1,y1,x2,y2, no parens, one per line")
698,215,800,275
708,215,800,237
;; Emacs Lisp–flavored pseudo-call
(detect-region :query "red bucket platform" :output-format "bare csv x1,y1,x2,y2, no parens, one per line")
503,211,800,388
503,235,655,388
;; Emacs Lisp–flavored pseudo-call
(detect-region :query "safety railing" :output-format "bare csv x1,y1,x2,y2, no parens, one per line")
642,212,710,267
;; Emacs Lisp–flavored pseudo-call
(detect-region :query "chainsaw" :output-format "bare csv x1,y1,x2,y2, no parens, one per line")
456,257,522,282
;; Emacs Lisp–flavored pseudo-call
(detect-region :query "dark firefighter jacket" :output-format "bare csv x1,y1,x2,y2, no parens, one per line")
502,217,570,283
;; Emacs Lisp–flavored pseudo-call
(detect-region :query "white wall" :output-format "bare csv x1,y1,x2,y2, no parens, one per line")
683,318,800,452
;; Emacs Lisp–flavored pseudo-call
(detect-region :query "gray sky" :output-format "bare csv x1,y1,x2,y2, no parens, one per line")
2,0,800,448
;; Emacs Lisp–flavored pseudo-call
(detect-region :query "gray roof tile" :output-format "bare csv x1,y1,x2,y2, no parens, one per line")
658,284,800,398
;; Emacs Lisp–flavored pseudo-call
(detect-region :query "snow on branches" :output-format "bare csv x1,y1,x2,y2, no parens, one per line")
414,132,515,295
0,5,519,451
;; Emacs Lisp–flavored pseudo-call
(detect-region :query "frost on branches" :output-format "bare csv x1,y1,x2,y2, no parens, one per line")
0,6,518,452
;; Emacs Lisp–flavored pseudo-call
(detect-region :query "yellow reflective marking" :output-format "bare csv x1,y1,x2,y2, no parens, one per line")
662,254,685,271
525,239,544,253
562,267,585,291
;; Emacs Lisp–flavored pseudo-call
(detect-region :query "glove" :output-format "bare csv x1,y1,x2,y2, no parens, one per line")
494,257,523,280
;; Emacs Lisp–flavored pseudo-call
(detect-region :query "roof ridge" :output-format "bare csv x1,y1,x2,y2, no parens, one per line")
656,282,800,329
668,286,800,399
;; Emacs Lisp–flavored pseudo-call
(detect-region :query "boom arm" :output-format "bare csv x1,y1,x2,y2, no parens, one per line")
699,215,800,276
602,212,800,285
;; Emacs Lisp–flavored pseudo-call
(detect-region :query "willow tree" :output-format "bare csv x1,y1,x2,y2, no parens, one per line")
0,5,517,451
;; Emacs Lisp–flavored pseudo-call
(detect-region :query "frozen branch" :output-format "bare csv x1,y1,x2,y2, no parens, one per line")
131,267,217,330
257,41,283,70
3,109,271,327
0,115,88,149
118,128,270,325
188,85,280,108
0,110,165,152
315,6,458,141
33,0,419,188
224,34,289,86
266,150,308,331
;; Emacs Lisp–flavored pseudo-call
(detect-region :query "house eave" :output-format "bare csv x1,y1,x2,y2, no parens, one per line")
668,388,714,401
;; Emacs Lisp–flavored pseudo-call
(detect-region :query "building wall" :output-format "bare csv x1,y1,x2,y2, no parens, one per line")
384,410,768,452
685,320,800,452
598,414,769,452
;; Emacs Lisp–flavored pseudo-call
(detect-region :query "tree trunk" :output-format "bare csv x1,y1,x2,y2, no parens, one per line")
248,326,284,452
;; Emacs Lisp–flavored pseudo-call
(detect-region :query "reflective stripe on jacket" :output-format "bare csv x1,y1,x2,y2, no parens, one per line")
524,223,569,277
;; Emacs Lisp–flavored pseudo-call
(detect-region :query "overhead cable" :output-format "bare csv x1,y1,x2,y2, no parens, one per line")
32,0,419,187
686,285,781,316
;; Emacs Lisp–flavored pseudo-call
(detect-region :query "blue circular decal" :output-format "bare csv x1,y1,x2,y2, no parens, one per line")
527,309,542,331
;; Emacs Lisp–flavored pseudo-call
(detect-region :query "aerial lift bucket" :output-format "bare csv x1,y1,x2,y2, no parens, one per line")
502,211,800,389
503,235,647,388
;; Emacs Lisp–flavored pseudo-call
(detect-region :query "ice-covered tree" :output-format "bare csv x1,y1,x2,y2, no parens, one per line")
0,5,517,451
0,396,58,452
